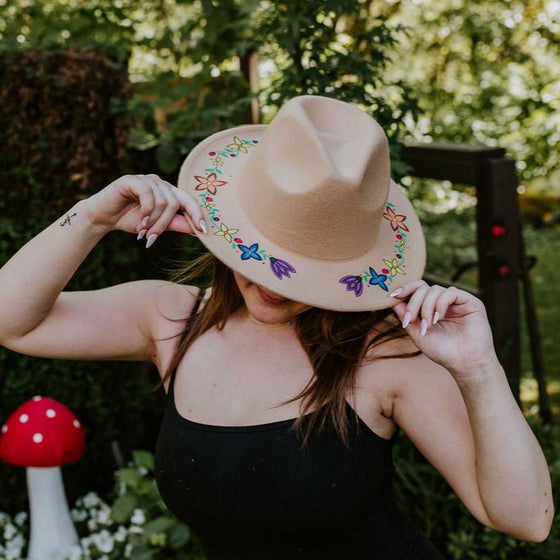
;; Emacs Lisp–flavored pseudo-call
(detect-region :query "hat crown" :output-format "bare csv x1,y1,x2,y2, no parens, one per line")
238,96,391,261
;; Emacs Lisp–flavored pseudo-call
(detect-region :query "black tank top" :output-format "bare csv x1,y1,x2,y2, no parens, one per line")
154,291,443,559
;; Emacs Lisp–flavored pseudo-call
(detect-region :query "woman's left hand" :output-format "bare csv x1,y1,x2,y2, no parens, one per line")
390,281,498,381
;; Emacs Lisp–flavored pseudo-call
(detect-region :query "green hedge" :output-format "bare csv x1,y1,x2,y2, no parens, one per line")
0,48,162,514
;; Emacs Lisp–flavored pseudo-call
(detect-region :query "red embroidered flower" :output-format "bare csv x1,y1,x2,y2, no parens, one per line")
383,206,409,232
193,173,227,195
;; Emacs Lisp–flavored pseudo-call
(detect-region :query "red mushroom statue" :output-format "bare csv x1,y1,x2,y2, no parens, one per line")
0,395,86,560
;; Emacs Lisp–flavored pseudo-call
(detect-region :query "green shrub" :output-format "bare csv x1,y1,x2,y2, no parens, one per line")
0,48,161,514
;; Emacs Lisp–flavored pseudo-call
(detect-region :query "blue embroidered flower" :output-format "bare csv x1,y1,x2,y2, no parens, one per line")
270,257,296,279
368,267,388,292
339,275,364,297
238,243,263,261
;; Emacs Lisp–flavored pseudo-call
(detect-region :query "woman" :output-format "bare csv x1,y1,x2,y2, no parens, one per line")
0,95,552,558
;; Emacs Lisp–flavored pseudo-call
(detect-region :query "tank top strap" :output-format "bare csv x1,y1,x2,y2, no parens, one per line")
168,286,206,393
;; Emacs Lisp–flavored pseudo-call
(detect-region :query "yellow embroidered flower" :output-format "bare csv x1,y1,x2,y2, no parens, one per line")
397,239,407,252
214,223,239,243
383,258,406,277
211,156,223,166
227,136,248,154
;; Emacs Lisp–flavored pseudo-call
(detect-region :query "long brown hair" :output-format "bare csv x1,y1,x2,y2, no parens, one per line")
155,252,420,447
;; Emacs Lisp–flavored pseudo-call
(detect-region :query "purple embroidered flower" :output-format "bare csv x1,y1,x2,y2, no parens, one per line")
339,275,364,297
270,257,296,279
238,242,263,261
368,267,388,292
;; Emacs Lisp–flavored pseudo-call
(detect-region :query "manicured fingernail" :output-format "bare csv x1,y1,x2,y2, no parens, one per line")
145,233,158,248
420,318,428,336
142,216,150,227
433,311,439,325
402,311,412,329
390,288,403,297
199,220,207,234
137,229,147,240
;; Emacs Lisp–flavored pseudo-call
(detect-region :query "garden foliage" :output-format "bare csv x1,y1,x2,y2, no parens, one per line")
0,48,161,514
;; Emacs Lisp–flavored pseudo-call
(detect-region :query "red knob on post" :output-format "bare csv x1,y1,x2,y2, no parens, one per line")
491,225,506,238
498,264,511,278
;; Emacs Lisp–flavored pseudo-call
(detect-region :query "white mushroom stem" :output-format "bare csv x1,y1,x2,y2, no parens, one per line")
26,466,80,560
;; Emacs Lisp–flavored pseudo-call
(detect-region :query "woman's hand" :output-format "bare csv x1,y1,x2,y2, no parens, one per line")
390,281,498,382
83,174,206,245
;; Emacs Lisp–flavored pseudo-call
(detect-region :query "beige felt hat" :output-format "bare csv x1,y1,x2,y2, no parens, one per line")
177,95,426,311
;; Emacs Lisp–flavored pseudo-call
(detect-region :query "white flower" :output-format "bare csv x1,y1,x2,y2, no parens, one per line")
71,508,88,522
4,534,24,560
124,543,133,557
128,525,144,534
95,507,112,526
114,525,128,542
87,518,98,532
130,508,145,525
91,529,114,554
3,522,17,540
83,492,101,509
14,512,27,526
138,466,148,476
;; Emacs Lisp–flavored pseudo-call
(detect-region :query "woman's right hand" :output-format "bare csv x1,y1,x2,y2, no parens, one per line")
84,174,206,244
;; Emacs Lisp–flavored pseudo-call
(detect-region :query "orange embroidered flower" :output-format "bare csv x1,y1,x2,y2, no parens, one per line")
383,206,409,232
194,173,227,195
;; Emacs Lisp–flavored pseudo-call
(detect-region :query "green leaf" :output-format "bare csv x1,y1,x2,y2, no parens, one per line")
156,140,180,173
143,516,175,536
128,544,156,560
117,467,142,488
133,450,155,472
168,522,191,549
110,493,138,523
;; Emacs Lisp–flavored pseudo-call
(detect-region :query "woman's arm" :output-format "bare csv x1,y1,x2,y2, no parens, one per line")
392,351,553,542
389,281,553,541
0,174,205,360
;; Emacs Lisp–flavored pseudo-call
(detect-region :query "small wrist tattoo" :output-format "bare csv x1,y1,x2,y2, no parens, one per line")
60,212,77,227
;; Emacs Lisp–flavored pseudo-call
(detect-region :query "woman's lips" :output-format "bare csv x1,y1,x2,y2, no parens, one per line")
256,286,287,306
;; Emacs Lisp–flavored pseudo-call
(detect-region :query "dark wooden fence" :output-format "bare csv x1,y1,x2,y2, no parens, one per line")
401,143,521,398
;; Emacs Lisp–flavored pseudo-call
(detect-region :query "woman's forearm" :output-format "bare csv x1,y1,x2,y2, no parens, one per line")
454,358,553,540
0,199,108,342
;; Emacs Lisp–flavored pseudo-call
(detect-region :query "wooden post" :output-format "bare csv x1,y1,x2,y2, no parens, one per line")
477,158,521,399
401,143,522,397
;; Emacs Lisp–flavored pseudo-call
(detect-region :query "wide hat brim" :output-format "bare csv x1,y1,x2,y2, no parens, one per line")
178,124,426,312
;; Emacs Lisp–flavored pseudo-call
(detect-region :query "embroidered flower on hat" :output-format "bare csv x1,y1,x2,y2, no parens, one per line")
339,202,410,297
227,136,250,154
238,243,263,261
194,172,227,195
193,137,297,282
270,257,296,280
339,275,364,297
383,206,409,232
367,267,389,292
214,223,239,243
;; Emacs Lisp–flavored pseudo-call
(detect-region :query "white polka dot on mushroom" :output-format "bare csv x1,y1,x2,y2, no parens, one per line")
46,409,56,418
32,433,43,443
73,419,80,428
32,396,42,401
1,425,7,433
19,414,29,423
